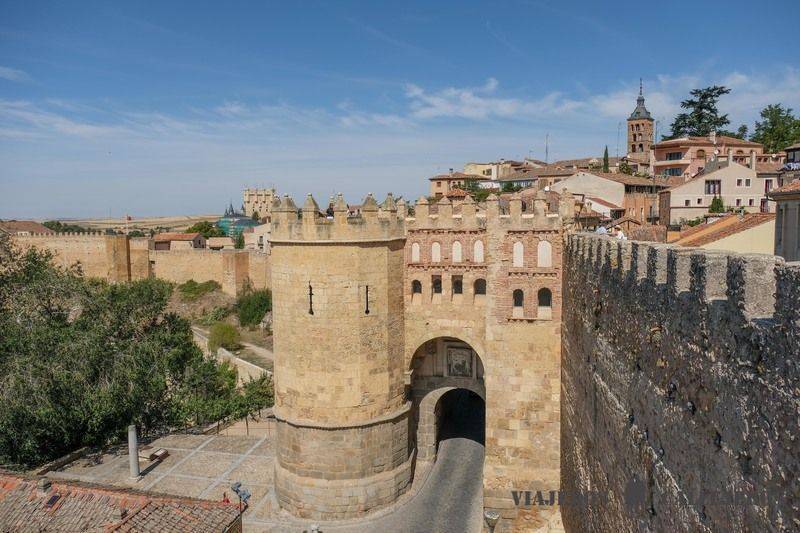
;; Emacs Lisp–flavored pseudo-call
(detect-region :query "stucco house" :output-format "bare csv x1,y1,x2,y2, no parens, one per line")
769,179,800,261
651,134,765,179
671,212,776,254
658,154,775,226
429,170,488,198
152,232,205,251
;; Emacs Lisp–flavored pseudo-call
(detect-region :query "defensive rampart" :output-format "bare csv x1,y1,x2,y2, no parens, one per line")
561,233,799,532
14,233,130,282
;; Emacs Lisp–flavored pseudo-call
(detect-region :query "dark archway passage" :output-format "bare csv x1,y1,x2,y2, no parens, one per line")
436,388,485,451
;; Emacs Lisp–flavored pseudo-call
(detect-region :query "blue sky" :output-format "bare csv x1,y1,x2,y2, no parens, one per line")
1,0,799,218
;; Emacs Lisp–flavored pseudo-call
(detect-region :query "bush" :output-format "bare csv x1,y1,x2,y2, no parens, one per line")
196,305,233,326
709,196,725,213
237,289,272,327
208,322,240,352
177,280,221,301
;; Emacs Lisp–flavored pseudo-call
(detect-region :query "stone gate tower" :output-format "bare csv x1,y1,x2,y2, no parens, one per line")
270,193,413,519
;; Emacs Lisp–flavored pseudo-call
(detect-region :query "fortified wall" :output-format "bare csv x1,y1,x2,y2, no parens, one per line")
13,232,269,295
561,233,799,531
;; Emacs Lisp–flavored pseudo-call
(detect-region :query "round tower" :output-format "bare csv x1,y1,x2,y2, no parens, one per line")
270,192,412,519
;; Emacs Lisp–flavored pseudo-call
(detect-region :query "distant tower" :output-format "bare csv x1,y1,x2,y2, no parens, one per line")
626,79,654,164
270,193,412,519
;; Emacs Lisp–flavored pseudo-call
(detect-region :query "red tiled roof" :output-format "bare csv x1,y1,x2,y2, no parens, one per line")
674,213,775,247
654,135,763,148
153,232,202,242
429,172,488,181
0,220,54,234
581,171,671,188
768,179,800,196
0,473,240,532
445,188,470,199
586,196,622,209
755,161,784,173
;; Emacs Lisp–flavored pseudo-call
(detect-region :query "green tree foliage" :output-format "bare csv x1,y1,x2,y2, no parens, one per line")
709,196,725,213
177,279,221,301
42,220,88,233
463,180,492,202
618,161,633,175
127,230,145,237
501,182,522,193
667,86,731,139
208,322,241,352
233,232,245,249
750,104,800,153
186,220,226,239
237,289,272,327
0,234,271,468
251,211,260,221
603,146,609,173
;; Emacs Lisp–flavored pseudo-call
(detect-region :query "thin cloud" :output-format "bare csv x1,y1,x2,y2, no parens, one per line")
0,66,31,82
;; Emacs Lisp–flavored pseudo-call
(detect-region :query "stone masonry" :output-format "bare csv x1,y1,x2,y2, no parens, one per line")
561,233,799,532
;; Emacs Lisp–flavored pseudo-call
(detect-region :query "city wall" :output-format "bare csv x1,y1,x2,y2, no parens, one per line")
14,233,270,295
561,233,799,532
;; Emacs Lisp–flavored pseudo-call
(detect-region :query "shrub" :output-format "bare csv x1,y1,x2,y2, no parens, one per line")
709,196,725,213
177,279,221,301
237,289,272,327
208,322,241,352
196,305,233,326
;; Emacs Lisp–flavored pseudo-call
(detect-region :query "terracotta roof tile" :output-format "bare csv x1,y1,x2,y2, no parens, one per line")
674,213,775,247
153,232,202,242
768,179,800,196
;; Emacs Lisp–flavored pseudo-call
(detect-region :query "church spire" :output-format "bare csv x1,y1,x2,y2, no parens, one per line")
629,78,652,120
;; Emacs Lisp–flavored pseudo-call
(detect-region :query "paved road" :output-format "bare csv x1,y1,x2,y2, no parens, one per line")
331,390,486,533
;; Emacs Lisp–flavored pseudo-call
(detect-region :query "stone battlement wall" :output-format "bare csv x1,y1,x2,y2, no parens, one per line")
561,233,799,532
150,248,268,296
14,233,130,282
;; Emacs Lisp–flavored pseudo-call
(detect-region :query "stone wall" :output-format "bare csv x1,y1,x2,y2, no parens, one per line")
561,233,799,532
14,233,131,282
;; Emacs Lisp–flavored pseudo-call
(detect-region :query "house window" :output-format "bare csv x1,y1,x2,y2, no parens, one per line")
765,179,773,193
411,242,420,263
745,178,751,187
512,289,524,318
684,199,690,207
412,280,422,294
538,288,553,319
452,241,462,263
452,275,463,295
431,242,441,262
736,199,742,207
665,167,682,177
705,180,721,195
473,240,484,263
474,278,486,295
697,198,703,205
666,151,683,161
696,149,706,160
512,241,524,267
432,276,442,294
537,240,552,268
736,179,743,187
638,143,643,152
748,199,754,207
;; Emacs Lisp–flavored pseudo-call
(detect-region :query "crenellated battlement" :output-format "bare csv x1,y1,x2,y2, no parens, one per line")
567,233,797,326
406,189,574,233
270,192,406,242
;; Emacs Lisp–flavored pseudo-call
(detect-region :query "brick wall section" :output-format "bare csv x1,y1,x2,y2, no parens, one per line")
561,233,799,532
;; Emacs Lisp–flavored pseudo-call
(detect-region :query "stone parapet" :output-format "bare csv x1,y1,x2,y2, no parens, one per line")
561,233,799,532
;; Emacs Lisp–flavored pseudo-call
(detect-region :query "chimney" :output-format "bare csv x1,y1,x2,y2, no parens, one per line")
448,168,453,176
727,148,733,165
749,150,756,170
128,425,140,478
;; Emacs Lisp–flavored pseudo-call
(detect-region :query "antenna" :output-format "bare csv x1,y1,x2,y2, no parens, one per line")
616,122,621,158
545,133,550,164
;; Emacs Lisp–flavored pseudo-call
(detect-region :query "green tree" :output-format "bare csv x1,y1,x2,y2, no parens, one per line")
233,232,245,249
186,220,225,239
42,220,88,233
750,104,800,153
602,146,609,173
709,196,725,213
463,180,491,202
128,230,145,237
237,289,272,327
251,211,260,221
0,234,271,468
618,161,633,175
667,86,731,139
501,182,522,193
208,322,241,352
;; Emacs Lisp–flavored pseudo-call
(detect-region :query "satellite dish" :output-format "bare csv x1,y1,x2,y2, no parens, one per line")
544,186,551,192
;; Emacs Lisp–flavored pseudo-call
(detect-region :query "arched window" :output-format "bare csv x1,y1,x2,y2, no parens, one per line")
632,144,637,153
537,240,552,268
696,149,706,160
512,241,524,267
432,276,442,294
512,289,524,318
452,241,462,263
474,279,486,295
411,242,420,263
538,288,552,319
473,240,484,263
638,143,643,152
412,280,422,294
431,242,441,263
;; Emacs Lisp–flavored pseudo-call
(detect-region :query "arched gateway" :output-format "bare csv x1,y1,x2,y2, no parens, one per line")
408,337,485,462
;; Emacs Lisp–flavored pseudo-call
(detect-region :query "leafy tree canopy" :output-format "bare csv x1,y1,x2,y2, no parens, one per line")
750,104,800,153
0,235,272,468
43,221,89,233
234,232,245,249
186,220,226,239
667,86,731,139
